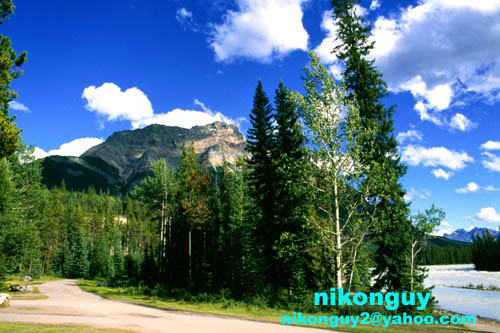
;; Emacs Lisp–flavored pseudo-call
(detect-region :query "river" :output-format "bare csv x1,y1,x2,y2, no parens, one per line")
425,264,500,321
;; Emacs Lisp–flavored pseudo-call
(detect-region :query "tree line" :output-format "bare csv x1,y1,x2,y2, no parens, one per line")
471,231,500,271
0,0,446,313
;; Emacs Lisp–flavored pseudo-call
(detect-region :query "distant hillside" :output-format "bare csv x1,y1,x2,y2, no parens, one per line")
443,227,500,243
420,236,472,265
426,236,472,248
41,121,247,194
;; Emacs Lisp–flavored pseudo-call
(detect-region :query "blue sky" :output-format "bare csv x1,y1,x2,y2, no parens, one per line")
5,0,500,234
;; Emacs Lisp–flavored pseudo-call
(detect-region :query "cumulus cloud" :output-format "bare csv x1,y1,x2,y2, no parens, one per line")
209,0,309,62
132,106,239,129
456,182,479,194
82,83,239,130
474,207,500,224
396,130,423,144
400,144,474,170
34,137,104,159
369,0,500,121
449,113,476,132
482,152,500,171
9,100,29,112
431,168,453,180
404,187,431,201
480,140,500,150
314,11,343,79
456,182,499,193
314,0,500,126
82,83,153,122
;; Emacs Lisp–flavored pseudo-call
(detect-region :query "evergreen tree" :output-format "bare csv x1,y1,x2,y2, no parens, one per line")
272,81,314,298
177,143,211,286
0,0,27,158
331,0,413,292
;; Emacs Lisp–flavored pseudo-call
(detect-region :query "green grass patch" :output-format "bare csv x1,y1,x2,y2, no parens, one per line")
0,322,133,332
10,295,48,300
77,280,470,332
2,274,63,288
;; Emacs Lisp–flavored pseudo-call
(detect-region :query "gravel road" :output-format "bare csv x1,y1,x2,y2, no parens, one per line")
0,279,328,332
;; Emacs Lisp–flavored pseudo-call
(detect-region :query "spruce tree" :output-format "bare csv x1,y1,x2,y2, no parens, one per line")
331,0,413,292
272,81,313,298
246,81,276,294
0,0,26,158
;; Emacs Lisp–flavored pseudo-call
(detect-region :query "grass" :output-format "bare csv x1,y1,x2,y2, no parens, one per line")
3,274,63,287
10,295,49,300
0,322,133,332
77,280,471,332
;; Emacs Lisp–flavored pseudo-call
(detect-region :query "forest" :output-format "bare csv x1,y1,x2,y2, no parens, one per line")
0,0,448,315
471,230,500,271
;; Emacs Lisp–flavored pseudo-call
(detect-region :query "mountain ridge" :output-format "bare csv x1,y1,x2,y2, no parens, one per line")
443,227,500,243
41,121,247,194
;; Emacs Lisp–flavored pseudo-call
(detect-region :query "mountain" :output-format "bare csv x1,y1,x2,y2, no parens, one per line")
443,227,500,243
41,121,246,194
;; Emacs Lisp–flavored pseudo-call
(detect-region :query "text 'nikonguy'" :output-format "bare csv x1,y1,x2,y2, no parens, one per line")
314,288,432,311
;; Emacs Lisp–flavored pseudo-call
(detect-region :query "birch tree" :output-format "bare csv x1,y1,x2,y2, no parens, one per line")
293,52,377,290
410,204,444,291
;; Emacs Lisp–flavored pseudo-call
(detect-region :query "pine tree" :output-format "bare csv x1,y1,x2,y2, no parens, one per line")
0,0,27,158
246,81,276,293
331,0,413,292
272,81,313,298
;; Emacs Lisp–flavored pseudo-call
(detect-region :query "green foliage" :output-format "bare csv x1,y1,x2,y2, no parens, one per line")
293,51,377,291
331,0,413,293
471,230,500,271
0,0,27,158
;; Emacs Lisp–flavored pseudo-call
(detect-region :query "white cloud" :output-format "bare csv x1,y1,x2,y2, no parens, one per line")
34,137,104,159
176,8,192,22
456,182,500,193
83,83,239,130
353,4,367,17
480,140,500,150
314,11,345,79
176,8,195,30
404,187,431,201
484,185,500,192
396,130,423,144
449,113,476,132
475,207,500,224
209,0,309,62
456,182,480,194
431,168,454,180
132,99,241,130
314,0,500,126
9,100,29,112
433,220,453,236
369,0,381,11
132,107,238,130
400,144,474,170
441,221,452,227
482,152,500,172
82,82,153,122
372,0,500,108
413,100,443,125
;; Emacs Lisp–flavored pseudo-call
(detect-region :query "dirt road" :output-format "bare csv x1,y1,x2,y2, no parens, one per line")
0,279,328,332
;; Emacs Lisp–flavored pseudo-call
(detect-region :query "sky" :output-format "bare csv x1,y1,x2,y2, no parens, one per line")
4,0,500,235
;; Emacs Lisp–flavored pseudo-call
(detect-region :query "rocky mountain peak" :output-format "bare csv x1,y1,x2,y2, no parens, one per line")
41,122,247,194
